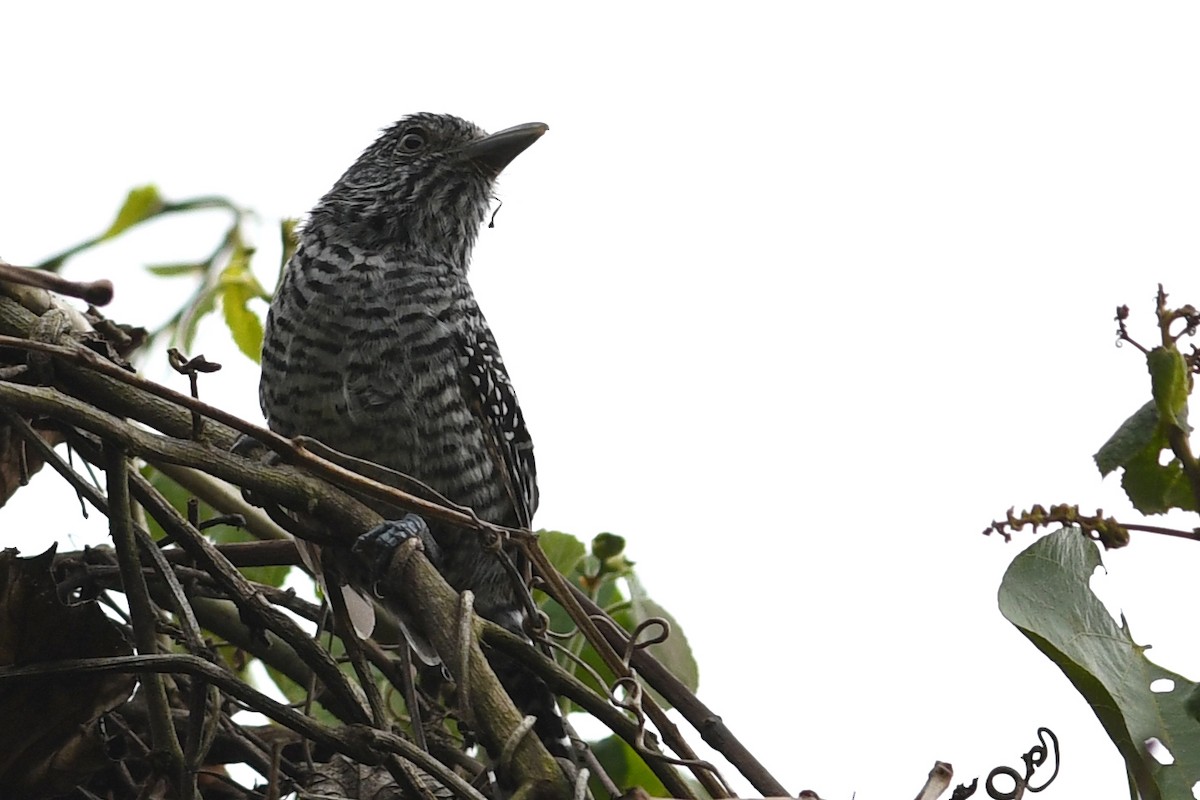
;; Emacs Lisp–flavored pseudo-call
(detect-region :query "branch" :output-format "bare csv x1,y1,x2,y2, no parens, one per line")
0,655,486,800
375,537,572,798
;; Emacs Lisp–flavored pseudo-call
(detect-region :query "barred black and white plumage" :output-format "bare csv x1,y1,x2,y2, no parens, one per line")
459,325,538,528
257,113,564,754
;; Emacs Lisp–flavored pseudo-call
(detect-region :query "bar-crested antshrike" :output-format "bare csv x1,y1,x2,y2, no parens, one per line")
257,113,566,754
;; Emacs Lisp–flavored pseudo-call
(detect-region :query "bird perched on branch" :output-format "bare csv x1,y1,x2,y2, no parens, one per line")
256,113,566,754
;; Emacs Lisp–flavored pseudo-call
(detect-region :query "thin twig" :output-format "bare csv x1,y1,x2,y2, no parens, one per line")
397,638,429,753
325,563,389,727
104,442,187,788
1123,522,1200,541
53,429,209,654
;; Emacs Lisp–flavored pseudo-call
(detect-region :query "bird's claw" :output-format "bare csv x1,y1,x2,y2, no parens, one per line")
230,433,261,459
353,514,438,581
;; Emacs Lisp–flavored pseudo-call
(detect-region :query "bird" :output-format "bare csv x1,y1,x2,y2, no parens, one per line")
256,113,566,756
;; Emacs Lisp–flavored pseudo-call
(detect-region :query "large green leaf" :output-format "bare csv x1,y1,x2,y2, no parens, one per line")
589,734,672,796
1095,401,1158,478
1119,444,1198,514
1094,397,1198,514
1095,343,1200,514
627,574,699,696
999,528,1200,799
537,530,586,577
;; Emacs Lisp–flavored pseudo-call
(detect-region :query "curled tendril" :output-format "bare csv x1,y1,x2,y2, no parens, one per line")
1021,727,1060,793
526,607,550,638
572,767,591,800
457,590,475,715
954,727,1059,799
607,674,727,781
622,618,671,667
498,714,537,774
543,636,610,690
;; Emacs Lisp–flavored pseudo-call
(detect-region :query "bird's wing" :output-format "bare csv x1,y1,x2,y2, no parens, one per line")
457,326,539,528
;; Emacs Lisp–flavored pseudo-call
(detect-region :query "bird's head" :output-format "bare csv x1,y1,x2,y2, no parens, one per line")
310,113,547,272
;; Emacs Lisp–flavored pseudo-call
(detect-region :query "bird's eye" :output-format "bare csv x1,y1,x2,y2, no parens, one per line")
399,129,426,152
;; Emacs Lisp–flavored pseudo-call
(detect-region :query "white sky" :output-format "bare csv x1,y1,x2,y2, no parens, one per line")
3,4,1200,798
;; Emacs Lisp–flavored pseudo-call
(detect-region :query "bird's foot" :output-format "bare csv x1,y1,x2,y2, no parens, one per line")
352,514,441,582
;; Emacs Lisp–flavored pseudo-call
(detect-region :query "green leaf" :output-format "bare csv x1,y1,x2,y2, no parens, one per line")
537,531,696,716
1148,346,1189,431
537,530,586,577
146,262,205,277
589,735,673,796
218,243,268,363
1185,686,1200,724
142,465,194,541
999,528,1200,800
279,217,299,282
220,282,265,363
1120,444,1198,514
626,574,699,696
1095,401,1159,477
102,185,164,240
1094,396,1197,514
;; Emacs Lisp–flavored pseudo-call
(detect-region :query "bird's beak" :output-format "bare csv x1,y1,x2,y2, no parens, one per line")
462,122,548,176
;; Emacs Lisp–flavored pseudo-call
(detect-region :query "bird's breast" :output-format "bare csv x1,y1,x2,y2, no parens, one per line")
260,253,512,521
